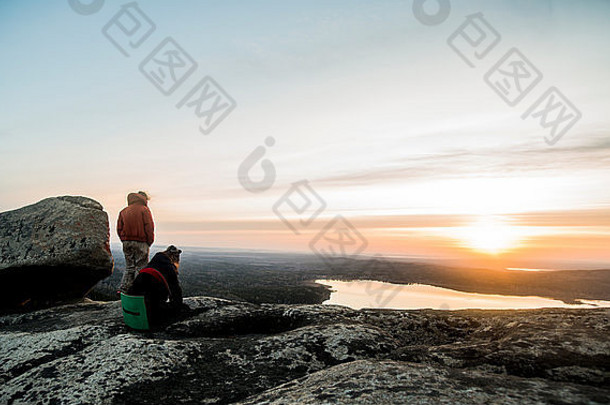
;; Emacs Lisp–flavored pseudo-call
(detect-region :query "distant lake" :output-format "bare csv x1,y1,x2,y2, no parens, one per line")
317,279,610,310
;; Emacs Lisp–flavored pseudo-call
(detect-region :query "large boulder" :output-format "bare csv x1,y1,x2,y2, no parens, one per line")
0,196,114,309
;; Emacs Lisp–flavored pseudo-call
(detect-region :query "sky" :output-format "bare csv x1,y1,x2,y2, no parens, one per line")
1,0,609,270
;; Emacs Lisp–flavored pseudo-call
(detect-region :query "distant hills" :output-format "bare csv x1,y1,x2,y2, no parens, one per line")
90,247,610,305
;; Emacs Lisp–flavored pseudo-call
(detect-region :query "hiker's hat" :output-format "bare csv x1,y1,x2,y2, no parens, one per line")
166,245,182,255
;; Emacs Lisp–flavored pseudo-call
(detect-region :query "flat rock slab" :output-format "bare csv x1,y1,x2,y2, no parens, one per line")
237,359,610,405
0,196,113,309
0,298,609,404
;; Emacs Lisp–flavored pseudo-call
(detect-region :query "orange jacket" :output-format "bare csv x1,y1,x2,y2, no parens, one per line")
117,193,155,245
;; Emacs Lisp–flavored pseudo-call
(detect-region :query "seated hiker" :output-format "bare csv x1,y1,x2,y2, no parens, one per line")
127,245,188,326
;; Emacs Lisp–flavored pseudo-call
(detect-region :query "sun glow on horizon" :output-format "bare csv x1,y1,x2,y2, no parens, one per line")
453,216,522,255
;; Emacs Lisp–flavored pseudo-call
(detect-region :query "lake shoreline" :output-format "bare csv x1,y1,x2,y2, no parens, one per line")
314,278,610,311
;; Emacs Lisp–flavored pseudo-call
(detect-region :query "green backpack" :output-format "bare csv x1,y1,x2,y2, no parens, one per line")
120,293,150,331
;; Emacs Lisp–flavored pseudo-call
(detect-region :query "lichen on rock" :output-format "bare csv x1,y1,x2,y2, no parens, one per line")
0,298,608,404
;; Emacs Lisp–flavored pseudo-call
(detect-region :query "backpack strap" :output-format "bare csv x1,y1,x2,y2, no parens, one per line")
139,267,171,296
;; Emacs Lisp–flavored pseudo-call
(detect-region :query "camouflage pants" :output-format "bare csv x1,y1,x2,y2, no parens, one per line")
119,241,150,292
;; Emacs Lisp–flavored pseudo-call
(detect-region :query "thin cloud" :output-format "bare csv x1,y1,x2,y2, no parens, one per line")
313,135,610,188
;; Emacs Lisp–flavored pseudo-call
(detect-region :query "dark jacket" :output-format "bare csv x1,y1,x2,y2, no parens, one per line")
127,252,183,324
117,193,155,246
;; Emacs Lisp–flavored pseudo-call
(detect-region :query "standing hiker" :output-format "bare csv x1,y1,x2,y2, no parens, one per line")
117,191,154,292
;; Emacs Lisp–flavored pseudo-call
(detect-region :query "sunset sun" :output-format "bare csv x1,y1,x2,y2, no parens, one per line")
457,217,521,255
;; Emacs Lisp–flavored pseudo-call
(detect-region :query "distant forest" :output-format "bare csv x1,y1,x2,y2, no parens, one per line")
89,248,610,306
